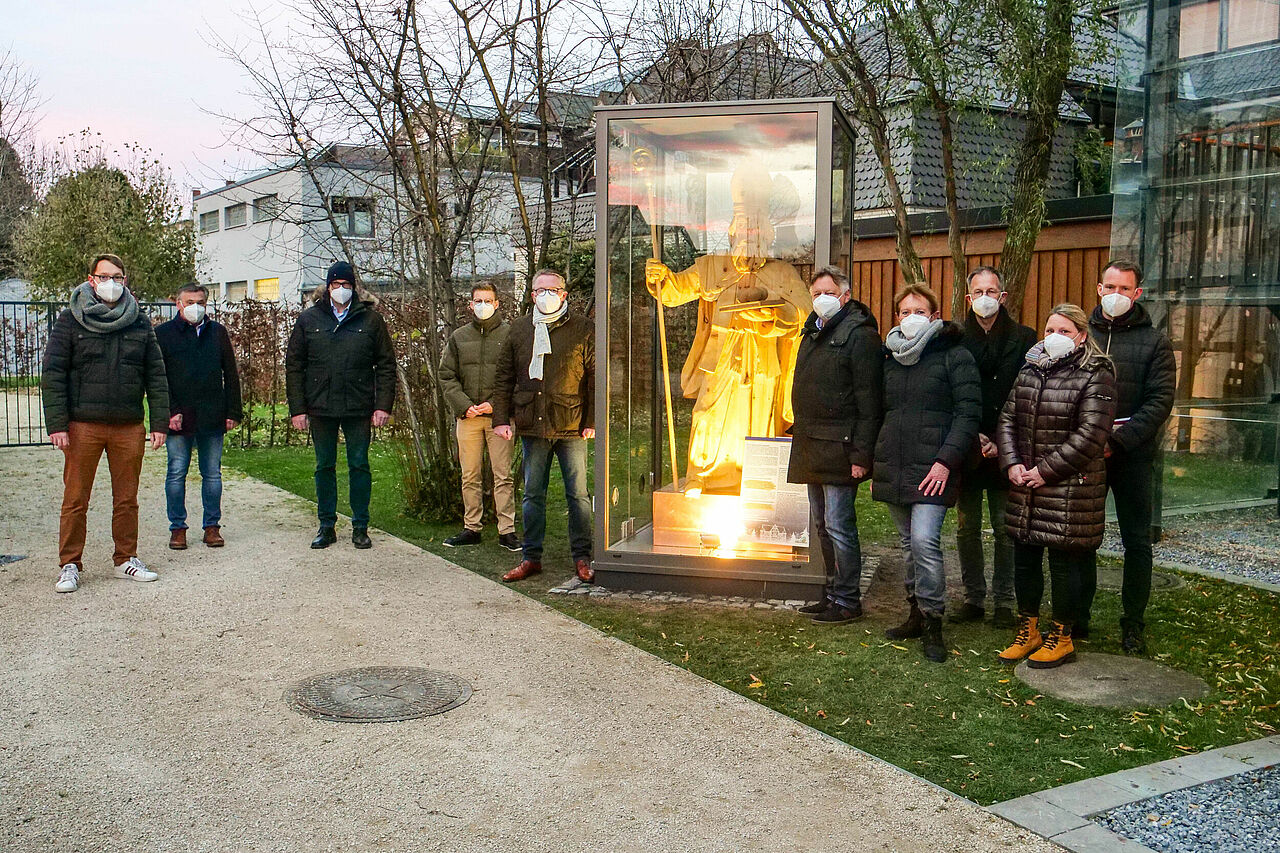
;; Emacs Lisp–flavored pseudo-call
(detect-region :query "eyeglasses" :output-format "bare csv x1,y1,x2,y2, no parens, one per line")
531,287,564,297
91,273,126,284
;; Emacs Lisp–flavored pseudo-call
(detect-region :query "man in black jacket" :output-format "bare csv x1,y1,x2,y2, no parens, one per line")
1087,259,1176,654
285,261,396,550
787,267,883,624
492,269,595,584
953,267,1037,628
41,253,169,593
155,283,243,550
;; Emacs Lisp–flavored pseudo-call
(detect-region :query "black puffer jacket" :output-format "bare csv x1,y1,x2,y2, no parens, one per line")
285,298,396,418
41,309,169,434
872,322,982,506
998,346,1117,550
787,300,883,485
492,311,594,439
1088,302,1175,459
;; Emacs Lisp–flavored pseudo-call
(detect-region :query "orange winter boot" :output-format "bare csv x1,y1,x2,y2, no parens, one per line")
1027,621,1076,669
997,615,1043,663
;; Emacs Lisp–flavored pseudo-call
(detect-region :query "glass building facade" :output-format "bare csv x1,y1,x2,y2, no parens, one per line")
1111,0,1280,514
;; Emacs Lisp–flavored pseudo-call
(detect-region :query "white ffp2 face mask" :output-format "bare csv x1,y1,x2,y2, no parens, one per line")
1100,292,1132,318
970,295,999,319
812,294,842,320
534,290,563,314
472,302,496,321
1043,332,1077,360
330,286,353,305
93,279,124,302
899,313,930,340
182,303,206,324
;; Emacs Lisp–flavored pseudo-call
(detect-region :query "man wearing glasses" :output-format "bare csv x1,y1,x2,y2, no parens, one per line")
492,269,595,583
42,253,170,593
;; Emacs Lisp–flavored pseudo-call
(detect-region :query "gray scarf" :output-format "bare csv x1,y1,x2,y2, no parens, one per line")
70,281,140,333
884,318,944,365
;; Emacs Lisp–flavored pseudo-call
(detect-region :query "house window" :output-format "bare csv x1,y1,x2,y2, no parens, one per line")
225,203,248,229
1227,0,1280,49
225,281,248,301
1180,2,1220,57
253,194,280,223
1181,0,1280,57
254,278,280,301
199,210,219,234
331,196,375,238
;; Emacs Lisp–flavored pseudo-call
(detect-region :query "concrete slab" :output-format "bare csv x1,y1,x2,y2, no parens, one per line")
1220,735,1280,768
1151,751,1253,784
1014,653,1211,709
0,447,1061,853
1099,763,1201,798
1050,823,1158,853
1039,778,1137,816
988,795,1090,838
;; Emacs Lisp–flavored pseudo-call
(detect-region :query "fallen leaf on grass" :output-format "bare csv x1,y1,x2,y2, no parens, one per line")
1060,759,1086,769
747,675,764,689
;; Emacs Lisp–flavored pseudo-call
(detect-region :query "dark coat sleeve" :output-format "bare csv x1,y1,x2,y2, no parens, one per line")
1112,333,1175,453
581,323,595,431
438,333,472,418
996,378,1022,472
40,311,74,434
491,332,516,428
285,316,308,417
1035,368,1117,485
848,328,883,469
936,347,982,471
371,313,397,413
220,325,244,423
143,325,169,433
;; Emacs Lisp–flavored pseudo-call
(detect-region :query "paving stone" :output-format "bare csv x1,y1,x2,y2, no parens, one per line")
1101,763,1200,798
988,794,1090,838
1040,779,1137,816
588,589,609,597
753,602,772,609
1220,736,1280,768
1015,653,1210,709
784,599,805,607
767,599,785,606
568,587,589,595
1050,823,1155,852
1152,750,1252,783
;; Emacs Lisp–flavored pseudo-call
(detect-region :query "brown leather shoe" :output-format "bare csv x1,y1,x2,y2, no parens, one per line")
169,529,187,550
203,526,225,547
575,557,595,583
502,560,542,582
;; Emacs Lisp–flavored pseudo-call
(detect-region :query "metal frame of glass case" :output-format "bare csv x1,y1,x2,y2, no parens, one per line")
592,98,857,597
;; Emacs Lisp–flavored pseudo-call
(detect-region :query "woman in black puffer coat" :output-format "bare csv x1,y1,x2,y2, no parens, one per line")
874,284,981,663
996,303,1116,670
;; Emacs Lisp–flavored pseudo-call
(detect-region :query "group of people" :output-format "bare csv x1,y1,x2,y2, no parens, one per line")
788,260,1174,668
41,256,594,593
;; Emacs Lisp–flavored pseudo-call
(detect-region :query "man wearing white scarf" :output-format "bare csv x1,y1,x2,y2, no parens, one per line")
492,270,596,585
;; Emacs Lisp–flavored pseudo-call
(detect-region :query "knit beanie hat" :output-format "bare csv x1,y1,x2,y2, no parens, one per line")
326,261,355,285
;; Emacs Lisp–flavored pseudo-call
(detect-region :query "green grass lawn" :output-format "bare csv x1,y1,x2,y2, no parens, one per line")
224,441,1280,805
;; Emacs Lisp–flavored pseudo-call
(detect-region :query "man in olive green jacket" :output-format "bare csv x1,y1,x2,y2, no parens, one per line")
439,282,517,550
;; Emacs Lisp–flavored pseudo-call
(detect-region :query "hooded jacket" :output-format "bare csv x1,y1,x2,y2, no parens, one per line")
998,345,1117,550
786,299,883,485
872,322,982,507
285,297,396,418
1088,301,1175,459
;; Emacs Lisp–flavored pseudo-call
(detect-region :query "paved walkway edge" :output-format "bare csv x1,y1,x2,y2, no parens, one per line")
1098,548,1280,595
987,734,1280,852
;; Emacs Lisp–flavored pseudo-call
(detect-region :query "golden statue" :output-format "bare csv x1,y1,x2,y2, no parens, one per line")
645,160,810,496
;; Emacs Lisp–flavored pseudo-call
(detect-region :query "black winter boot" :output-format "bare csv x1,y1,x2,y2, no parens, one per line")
922,616,947,663
885,597,925,640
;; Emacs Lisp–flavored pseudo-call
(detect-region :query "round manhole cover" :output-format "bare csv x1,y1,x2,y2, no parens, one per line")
287,666,471,723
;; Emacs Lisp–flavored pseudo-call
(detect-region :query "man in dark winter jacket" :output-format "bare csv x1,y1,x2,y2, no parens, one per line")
1085,259,1176,654
42,253,169,593
156,283,243,550
285,261,396,550
953,267,1037,628
439,282,517,551
492,269,595,584
787,266,883,624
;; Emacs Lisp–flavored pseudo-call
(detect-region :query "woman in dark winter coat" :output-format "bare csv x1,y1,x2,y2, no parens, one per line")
874,284,982,662
996,303,1116,669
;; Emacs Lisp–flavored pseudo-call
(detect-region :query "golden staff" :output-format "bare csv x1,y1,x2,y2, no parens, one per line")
632,147,680,489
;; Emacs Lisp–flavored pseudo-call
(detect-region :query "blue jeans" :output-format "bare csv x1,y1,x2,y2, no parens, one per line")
886,502,949,617
165,432,225,530
310,416,372,528
520,437,592,562
808,483,863,607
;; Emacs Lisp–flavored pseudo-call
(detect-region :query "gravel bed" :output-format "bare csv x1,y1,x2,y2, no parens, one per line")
1103,506,1280,586
1094,765,1280,853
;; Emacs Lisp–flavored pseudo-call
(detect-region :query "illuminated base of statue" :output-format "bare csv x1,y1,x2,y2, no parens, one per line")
652,483,792,559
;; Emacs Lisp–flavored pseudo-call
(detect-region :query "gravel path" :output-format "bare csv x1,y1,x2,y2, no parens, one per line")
1103,506,1280,586
0,446,1060,853
1094,766,1280,853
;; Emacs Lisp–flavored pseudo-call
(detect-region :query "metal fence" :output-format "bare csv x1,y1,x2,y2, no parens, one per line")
0,301,179,448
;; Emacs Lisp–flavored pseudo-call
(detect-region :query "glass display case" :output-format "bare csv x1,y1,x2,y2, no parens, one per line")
591,99,857,596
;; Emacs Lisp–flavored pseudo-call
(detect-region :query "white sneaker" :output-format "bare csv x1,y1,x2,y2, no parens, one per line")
55,564,79,593
114,556,158,583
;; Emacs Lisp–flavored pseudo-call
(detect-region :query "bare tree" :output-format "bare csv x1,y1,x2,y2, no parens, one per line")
0,51,42,279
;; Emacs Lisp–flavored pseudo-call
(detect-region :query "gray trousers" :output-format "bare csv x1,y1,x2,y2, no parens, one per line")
954,481,1016,610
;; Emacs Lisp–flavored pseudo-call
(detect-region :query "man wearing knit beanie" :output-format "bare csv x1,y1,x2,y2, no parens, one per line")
285,260,396,549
